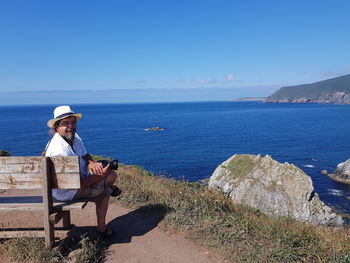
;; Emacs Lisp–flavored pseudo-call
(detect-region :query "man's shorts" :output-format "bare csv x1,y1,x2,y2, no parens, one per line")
73,179,113,203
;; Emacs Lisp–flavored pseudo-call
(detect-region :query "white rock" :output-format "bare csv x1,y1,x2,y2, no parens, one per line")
329,158,350,183
208,154,342,225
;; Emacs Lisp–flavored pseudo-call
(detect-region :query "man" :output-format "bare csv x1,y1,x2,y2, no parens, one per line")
45,105,118,237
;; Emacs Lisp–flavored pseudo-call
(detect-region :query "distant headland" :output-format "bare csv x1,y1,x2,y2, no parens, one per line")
265,74,350,104
228,97,266,102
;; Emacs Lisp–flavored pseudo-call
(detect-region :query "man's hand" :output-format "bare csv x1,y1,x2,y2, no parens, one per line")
88,160,111,177
88,161,104,176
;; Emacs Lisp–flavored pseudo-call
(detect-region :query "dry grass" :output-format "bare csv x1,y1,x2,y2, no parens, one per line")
116,164,350,263
0,237,62,263
65,233,105,263
0,233,105,263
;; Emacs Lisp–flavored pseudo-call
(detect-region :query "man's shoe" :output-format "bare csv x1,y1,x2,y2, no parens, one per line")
97,228,118,239
110,185,122,197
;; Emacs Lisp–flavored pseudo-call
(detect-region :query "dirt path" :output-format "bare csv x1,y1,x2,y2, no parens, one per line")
0,191,231,263
97,202,231,263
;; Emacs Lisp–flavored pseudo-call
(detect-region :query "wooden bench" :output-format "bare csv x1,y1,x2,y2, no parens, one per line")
0,156,87,247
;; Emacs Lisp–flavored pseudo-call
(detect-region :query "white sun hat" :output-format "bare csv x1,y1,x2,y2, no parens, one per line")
47,105,82,128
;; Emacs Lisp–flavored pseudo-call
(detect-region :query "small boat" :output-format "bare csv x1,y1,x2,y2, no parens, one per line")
145,126,165,131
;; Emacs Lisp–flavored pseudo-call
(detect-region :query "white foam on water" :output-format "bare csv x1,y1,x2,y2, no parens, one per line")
328,189,343,196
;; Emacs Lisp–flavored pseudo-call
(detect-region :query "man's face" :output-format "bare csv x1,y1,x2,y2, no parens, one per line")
56,116,77,141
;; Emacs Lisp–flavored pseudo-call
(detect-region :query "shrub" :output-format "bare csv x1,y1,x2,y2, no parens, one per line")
0,150,10,156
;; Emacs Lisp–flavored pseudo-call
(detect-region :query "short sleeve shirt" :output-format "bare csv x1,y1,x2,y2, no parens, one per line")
45,132,89,201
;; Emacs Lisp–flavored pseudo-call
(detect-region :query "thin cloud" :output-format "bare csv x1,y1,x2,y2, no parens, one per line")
194,73,239,85
197,79,208,84
226,73,235,82
176,78,187,83
197,78,217,85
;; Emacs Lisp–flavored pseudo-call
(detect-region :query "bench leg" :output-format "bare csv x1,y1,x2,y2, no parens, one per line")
62,211,71,229
44,220,55,247
42,157,55,247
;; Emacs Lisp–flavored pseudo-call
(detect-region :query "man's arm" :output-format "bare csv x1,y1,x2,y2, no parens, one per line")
81,154,110,188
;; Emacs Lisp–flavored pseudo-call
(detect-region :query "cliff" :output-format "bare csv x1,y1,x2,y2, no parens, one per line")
266,74,350,104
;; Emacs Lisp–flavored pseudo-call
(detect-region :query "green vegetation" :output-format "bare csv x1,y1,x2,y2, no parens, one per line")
0,150,10,156
267,73,350,101
70,234,105,263
116,164,350,263
225,154,256,177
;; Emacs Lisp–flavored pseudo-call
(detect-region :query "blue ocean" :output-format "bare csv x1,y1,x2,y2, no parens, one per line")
1,101,350,214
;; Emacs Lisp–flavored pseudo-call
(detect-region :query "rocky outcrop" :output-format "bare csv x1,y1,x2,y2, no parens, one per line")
208,154,343,225
328,158,350,184
266,92,350,104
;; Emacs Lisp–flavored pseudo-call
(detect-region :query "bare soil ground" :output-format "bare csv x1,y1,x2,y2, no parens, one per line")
0,190,231,263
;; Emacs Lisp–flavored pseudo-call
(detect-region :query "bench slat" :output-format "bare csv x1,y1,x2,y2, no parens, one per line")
55,201,88,211
0,230,70,239
0,156,81,189
0,201,87,211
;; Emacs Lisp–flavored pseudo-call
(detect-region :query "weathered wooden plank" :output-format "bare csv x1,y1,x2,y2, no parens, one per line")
0,203,43,210
54,201,88,211
49,156,81,189
0,156,81,189
0,174,42,189
0,230,69,239
0,230,47,238
0,157,43,189
0,201,88,211
0,163,42,173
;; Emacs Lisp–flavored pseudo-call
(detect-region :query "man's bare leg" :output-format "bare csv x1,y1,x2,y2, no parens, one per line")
96,194,110,232
106,170,117,186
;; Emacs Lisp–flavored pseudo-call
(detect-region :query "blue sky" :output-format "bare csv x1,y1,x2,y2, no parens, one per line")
1,0,349,104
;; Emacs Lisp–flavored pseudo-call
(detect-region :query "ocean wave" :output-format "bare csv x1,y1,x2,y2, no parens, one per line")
328,189,343,197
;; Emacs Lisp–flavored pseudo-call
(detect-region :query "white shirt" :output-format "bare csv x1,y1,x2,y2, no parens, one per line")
45,132,89,201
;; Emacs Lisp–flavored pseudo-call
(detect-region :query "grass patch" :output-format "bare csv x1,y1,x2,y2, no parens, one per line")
116,164,350,263
0,237,62,263
223,154,257,179
67,233,105,263
0,233,105,263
